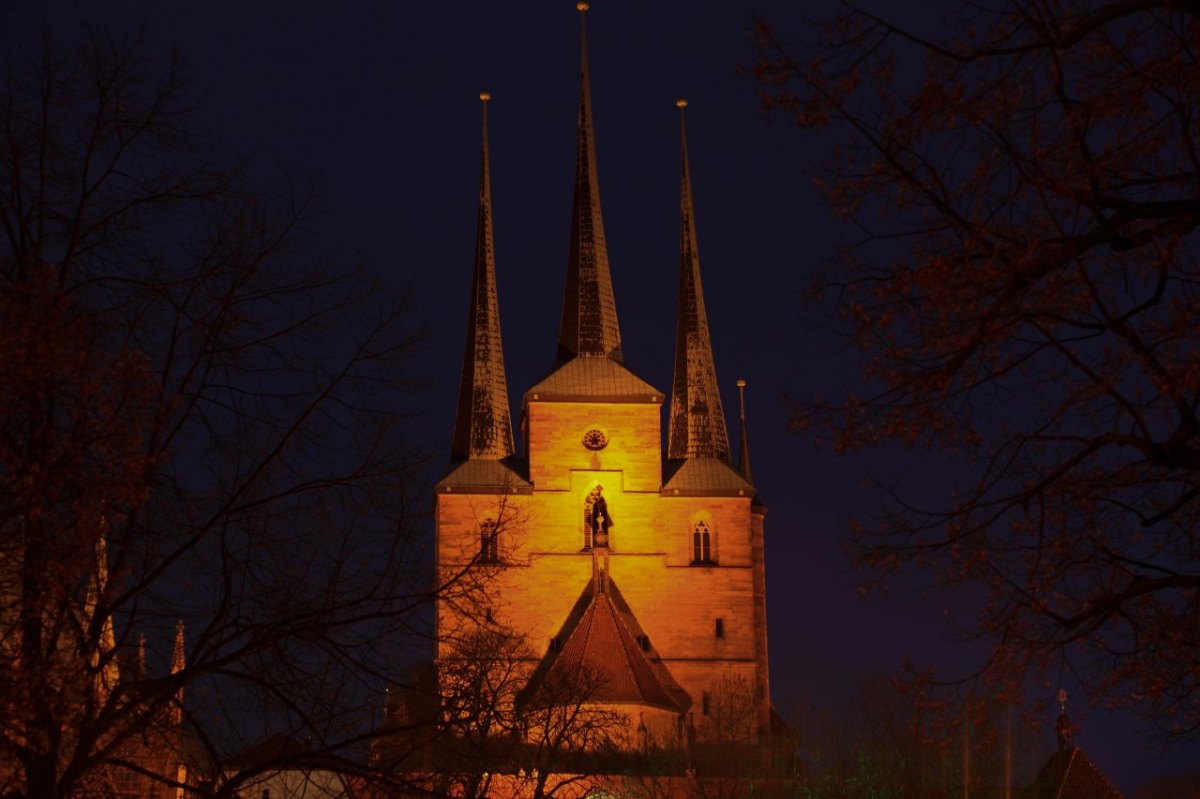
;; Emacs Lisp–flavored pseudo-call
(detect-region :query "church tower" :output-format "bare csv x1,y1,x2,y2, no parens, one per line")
434,3,769,756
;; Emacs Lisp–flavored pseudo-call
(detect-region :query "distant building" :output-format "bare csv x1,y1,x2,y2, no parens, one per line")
1025,704,1125,799
431,1,770,767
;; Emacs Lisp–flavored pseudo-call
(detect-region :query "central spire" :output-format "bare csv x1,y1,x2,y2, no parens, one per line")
668,100,731,461
557,1,623,363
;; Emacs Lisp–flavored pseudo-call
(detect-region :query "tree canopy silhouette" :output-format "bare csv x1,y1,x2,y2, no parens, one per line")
755,1,1200,741
0,27,435,799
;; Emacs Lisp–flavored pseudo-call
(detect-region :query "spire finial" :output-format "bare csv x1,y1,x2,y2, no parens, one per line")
668,106,731,462
737,379,754,484
576,1,589,11
1055,688,1074,751
558,0,623,363
450,90,515,462
676,98,688,109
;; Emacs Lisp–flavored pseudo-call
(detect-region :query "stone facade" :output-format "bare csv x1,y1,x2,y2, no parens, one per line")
434,4,770,758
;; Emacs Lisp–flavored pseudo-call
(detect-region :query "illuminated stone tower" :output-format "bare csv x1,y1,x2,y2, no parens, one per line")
435,5,769,753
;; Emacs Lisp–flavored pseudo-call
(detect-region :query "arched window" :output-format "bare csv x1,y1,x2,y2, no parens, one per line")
692,520,713,564
479,520,499,564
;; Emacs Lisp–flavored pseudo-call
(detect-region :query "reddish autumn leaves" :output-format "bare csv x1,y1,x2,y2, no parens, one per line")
757,2,1200,740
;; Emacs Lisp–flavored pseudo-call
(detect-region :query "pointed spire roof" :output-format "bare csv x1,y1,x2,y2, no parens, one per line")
87,530,120,701
1027,690,1124,799
737,379,754,484
668,100,731,462
171,618,186,675
557,2,623,363
450,92,515,463
170,618,185,725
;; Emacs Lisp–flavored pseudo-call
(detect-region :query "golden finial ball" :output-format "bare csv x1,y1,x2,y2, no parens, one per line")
576,1,589,11
479,92,491,102
676,98,688,109
737,379,747,388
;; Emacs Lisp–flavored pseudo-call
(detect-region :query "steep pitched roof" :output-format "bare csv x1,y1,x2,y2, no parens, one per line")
436,457,531,493
662,457,753,497
527,576,689,713
557,3,623,364
1026,747,1125,799
667,101,730,463
450,93,514,463
524,356,662,404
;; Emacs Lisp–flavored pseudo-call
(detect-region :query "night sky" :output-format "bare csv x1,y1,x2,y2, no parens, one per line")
2,1,1195,793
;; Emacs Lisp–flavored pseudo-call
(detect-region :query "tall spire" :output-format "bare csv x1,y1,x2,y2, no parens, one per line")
737,379,754,484
557,1,623,363
450,92,515,462
668,100,731,462
170,619,185,726
87,529,120,702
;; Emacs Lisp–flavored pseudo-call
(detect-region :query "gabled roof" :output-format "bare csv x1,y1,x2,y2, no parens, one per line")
557,3,622,364
667,101,731,463
437,457,531,493
450,93,514,463
662,457,754,497
526,577,689,714
1026,747,1125,799
524,356,662,404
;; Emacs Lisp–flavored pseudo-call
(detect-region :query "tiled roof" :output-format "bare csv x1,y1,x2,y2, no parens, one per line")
1026,747,1125,799
450,96,514,462
667,106,731,463
524,356,663,404
557,7,622,363
528,578,689,713
662,457,754,496
437,457,531,492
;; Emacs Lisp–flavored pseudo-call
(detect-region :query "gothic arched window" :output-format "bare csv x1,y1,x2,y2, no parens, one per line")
692,520,713,564
479,520,499,564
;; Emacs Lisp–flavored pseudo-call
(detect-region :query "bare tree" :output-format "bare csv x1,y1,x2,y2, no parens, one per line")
754,1,1200,741
370,622,626,799
0,26,433,799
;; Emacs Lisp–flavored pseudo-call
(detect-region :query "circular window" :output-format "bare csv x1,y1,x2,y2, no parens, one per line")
582,428,608,450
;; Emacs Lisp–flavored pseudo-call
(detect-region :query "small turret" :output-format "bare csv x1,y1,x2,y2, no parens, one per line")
737,379,754,485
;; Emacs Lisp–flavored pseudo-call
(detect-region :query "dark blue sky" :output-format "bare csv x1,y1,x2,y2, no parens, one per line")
2,1,1194,792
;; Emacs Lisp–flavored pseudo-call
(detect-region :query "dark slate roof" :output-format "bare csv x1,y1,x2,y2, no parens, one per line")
527,577,690,714
1026,747,1125,799
667,104,731,463
557,5,623,364
437,457,531,493
662,457,754,497
450,96,515,462
524,356,663,404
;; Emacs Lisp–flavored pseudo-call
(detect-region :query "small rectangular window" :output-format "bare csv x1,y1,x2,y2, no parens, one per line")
549,636,561,653
637,634,650,651
702,691,710,716
715,618,725,639
262,790,270,799
480,521,499,564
